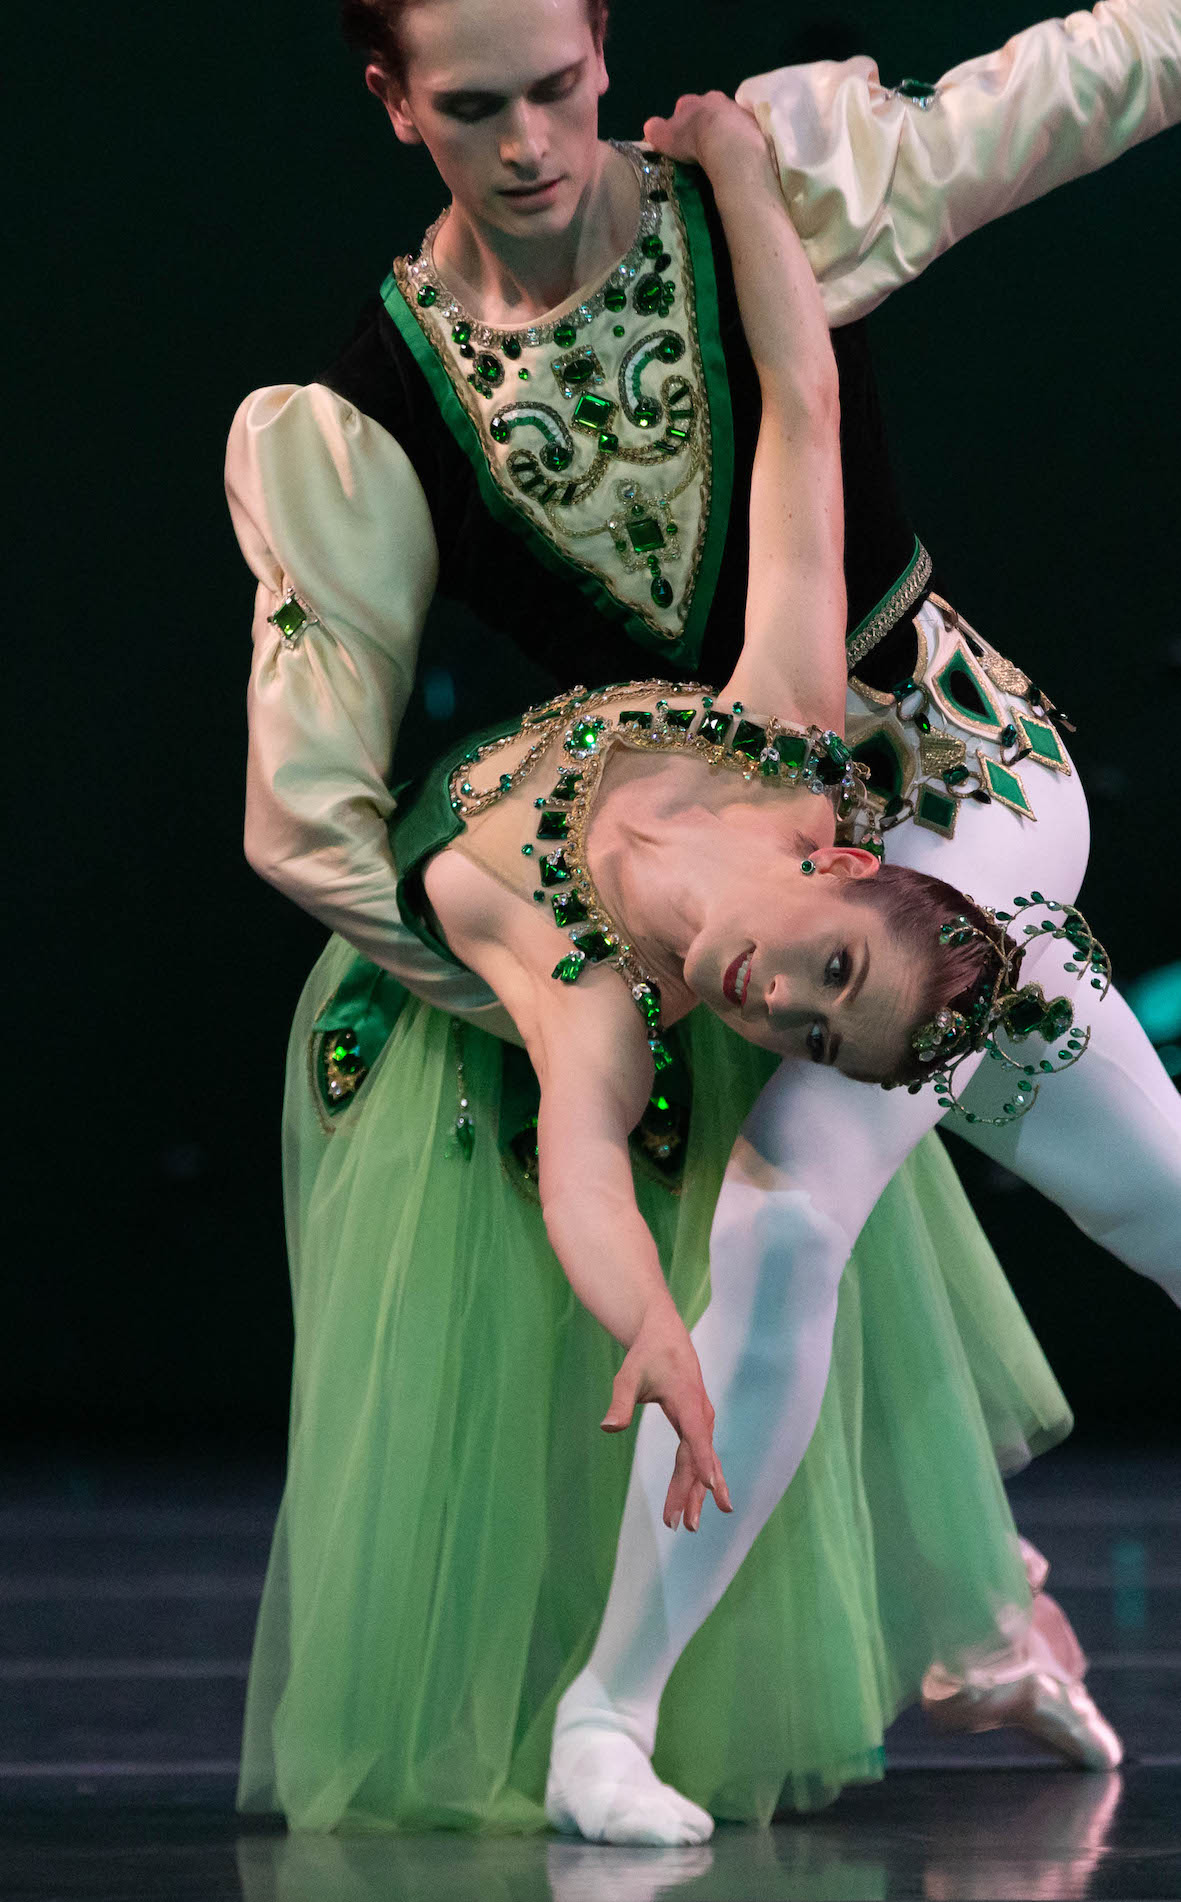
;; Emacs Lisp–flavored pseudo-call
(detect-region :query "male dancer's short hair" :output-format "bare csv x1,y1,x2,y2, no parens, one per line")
341,0,611,86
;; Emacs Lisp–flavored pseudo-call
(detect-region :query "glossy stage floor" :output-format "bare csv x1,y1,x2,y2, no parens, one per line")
1,1448,1178,1902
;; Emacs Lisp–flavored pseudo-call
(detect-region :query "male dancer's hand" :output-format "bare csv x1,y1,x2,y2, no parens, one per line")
643,89,773,185
601,1298,733,1532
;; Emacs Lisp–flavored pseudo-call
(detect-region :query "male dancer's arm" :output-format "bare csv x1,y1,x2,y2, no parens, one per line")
736,0,1181,326
226,383,499,1015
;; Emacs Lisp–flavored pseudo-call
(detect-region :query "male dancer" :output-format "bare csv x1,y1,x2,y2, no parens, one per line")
227,0,1181,1840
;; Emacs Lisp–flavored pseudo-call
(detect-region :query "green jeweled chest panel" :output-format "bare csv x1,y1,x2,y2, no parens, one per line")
390,147,722,653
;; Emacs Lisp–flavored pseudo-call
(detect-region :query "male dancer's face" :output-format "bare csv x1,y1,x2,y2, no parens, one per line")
370,0,609,244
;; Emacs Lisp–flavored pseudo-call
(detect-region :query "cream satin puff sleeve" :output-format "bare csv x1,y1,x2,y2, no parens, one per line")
225,382,497,1011
736,0,1181,326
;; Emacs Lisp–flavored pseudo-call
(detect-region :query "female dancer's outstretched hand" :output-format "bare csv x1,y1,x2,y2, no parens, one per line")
601,1299,733,1532
643,90,774,186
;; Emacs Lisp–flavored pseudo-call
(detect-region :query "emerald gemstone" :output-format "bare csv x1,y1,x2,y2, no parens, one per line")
452,321,472,344
490,419,511,443
777,734,808,771
619,710,653,728
598,430,619,453
656,335,684,363
553,322,577,348
698,712,732,747
604,287,627,312
641,233,663,257
269,596,307,639
550,772,582,798
825,734,852,766
1004,992,1046,1036
518,369,530,380
574,929,617,963
551,891,589,928
626,515,665,554
503,336,521,358
567,717,605,757
634,276,662,314
943,764,970,786
572,391,614,431
650,1039,673,1072
732,720,767,760
468,375,492,398
759,754,780,777
475,353,503,385
613,324,625,337
664,707,694,732
633,984,662,1029
541,443,573,472
539,851,572,886
654,252,672,273
815,753,845,786
521,844,533,856
650,576,674,609
536,810,570,840
552,951,586,983
416,285,437,307
634,399,660,428
562,356,595,385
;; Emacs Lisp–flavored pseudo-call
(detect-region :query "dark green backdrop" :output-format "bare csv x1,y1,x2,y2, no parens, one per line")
13,2,1179,1446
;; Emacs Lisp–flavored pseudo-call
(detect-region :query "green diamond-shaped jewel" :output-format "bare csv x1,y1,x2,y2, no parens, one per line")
732,720,767,760
1020,717,1067,768
552,950,586,983
632,983,662,1030
550,771,583,798
641,233,664,258
539,851,572,886
698,712,732,747
663,707,695,732
536,810,570,840
626,515,664,555
553,322,577,348
777,733,808,772
598,429,619,454
551,891,589,928
650,576,673,609
915,785,958,838
634,276,662,314
572,391,614,432
572,928,618,963
619,710,653,728
416,284,437,308
268,593,308,640
604,286,627,312
979,756,1034,816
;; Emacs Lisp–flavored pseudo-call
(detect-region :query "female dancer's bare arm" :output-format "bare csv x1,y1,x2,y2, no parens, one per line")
644,96,846,731
423,846,730,1528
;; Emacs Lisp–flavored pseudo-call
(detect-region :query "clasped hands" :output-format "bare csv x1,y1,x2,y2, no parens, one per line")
601,1296,733,1533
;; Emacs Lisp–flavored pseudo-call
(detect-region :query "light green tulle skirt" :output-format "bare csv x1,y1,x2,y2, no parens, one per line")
238,934,1071,1833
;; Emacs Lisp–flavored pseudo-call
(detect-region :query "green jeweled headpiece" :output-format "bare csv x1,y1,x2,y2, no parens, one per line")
908,894,1111,1125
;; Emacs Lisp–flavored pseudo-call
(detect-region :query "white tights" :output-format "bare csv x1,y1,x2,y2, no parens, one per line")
553,717,1181,1828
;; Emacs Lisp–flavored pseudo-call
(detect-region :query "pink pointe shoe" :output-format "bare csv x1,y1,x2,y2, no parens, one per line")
921,1540,1124,1771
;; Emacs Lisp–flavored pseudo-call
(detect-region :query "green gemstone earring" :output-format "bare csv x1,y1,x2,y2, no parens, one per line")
800,859,816,876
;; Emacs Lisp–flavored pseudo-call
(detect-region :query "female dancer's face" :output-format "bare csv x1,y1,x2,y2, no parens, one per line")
370,0,609,242
684,853,924,1080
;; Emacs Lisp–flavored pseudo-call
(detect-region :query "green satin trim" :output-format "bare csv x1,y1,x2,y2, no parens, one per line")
673,161,735,672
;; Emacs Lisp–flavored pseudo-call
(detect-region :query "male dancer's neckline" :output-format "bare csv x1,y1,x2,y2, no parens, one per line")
426,140,648,332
